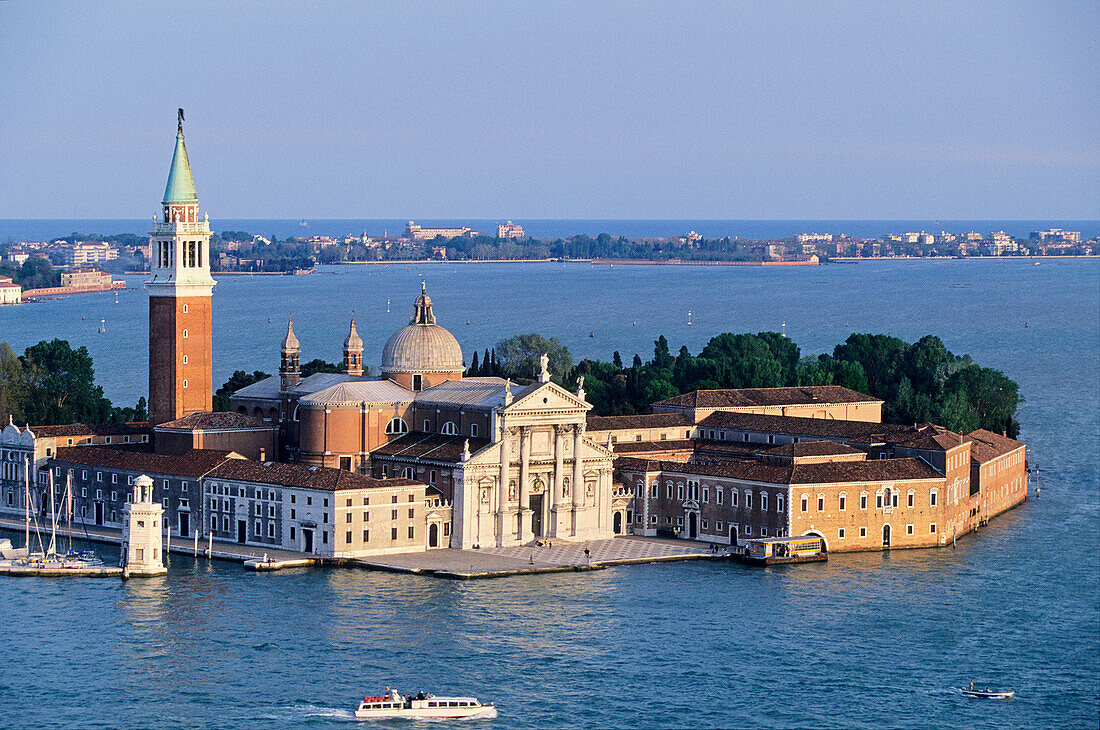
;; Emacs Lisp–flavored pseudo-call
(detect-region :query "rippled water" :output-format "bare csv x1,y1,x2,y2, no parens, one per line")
1,259,1097,728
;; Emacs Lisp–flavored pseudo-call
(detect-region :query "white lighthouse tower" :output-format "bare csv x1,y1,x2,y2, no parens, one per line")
121,474,168,577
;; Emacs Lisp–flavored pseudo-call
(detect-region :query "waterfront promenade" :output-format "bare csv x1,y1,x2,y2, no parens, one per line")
0,516,715,578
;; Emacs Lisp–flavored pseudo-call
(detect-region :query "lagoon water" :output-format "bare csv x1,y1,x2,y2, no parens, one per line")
1,258,1098,728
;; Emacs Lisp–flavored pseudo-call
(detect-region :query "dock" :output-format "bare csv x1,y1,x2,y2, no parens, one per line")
0,562,124,577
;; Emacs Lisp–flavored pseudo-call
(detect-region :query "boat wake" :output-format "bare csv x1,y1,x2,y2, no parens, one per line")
263,704,357,722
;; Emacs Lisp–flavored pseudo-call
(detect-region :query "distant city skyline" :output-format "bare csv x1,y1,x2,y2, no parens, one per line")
1,1,1097,219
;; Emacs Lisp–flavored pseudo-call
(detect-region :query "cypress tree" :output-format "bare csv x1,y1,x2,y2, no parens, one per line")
469,351,480,377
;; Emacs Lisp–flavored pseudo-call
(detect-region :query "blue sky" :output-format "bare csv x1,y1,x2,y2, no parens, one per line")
1,1,1096,219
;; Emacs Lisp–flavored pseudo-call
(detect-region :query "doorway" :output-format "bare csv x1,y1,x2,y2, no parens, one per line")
178,511,189,537
688,511,698,539
882,523,891,548
429,523,439,548
530,494,544,537
729,524,738,545
303,528,314,554
237,519,247,544
613,511,622,534
94,502,103,526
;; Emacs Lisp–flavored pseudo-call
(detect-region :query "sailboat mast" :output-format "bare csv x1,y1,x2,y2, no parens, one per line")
23,457,30,552
48,469,56,558
67,471,74,554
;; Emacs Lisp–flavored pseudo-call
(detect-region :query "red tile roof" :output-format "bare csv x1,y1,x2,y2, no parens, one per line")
586,413,694,430
53,446,239,477
156,412,274,431
370,432,492,463
655,386,881,410
616,456,941,485
32,422,151,438
206,459,419,492
966,429,1025,463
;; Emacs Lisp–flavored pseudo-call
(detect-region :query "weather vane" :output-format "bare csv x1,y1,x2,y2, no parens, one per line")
177,107,185,134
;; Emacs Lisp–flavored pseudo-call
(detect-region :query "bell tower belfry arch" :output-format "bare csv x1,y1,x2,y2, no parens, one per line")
147,109,216,425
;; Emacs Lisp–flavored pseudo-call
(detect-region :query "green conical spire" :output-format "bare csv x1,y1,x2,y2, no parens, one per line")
163,126,198,204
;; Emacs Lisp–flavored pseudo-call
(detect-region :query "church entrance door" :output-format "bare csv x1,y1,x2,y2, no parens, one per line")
530,494,544,538
429,523,439,548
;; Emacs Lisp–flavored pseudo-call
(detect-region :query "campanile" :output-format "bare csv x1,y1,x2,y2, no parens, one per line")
147,109,216,425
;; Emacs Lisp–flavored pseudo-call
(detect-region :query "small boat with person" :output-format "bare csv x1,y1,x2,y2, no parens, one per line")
960,680,1014,699
354,689,496,720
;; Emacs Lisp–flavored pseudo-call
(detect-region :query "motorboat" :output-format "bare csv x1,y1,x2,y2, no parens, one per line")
354,689,497,720
960,685,1015,699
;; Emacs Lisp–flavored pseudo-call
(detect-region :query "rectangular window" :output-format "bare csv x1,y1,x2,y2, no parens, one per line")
322,532,328,544
290,526,295,540
346,498,353,507
391,527,398,540
677,485,683,500
860,494,867,510
930,523,937,533
408,508,415,518
255,520,261,536
760,493,767,511
859,526,867,538
362,529,370,542
839,495,847,511
363,511,369,521
716,490,723,505
732,491,739,507
112,474,117,484
801,496,808,512
96,471,102,481
391,509,397,520
290,509,296,519
838,528,846,538
408,525,414,539
930,491,938,507
906,524,914,535
346,512,352,523
268,523,275,538
746,493,752,510
777,494,784,513
760,527,767,537
817,496,824,511
702,488,709,504
346,530,352,544
876,494,883,509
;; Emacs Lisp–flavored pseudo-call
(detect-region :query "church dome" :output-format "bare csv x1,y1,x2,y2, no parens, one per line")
381,284,464,375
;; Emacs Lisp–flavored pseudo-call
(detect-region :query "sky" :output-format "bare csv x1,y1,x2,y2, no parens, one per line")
1,1,1097,220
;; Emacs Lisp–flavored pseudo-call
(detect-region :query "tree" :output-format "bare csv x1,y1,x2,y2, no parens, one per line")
19,339,112,424
467,351,480,377
301,358,344,378
213,370,270,412
494,334,573,383
0,342,27,421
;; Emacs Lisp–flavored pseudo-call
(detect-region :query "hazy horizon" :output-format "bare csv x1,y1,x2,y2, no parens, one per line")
2,1,1097,219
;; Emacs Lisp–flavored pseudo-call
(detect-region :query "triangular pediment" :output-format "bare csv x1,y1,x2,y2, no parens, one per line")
504,380,590,413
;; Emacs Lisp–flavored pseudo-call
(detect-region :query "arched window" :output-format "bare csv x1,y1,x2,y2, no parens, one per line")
402,467,416,479
441,421,457,435
385,418,409,435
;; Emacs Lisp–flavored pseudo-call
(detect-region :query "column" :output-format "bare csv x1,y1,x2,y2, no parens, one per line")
518,426,531,543
497,424,510,547
571,423,584,535
552,425,565,537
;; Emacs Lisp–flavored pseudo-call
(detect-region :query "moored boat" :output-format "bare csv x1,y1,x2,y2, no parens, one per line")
354,689,497,720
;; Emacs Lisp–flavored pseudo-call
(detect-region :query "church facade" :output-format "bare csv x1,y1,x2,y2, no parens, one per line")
231,286,620,548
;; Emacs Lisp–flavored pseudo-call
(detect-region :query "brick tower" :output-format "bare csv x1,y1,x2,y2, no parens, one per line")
147,109,216,426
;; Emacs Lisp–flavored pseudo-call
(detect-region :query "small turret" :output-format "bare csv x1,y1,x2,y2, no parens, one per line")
343,319,363,376
280,318,301,391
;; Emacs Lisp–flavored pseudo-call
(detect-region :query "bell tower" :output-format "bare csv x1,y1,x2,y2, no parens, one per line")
147,109,216,425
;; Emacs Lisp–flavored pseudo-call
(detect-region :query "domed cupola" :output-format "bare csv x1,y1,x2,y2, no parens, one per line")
380,282,464,390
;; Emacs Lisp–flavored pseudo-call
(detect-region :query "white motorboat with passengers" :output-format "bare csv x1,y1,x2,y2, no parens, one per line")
355,689,496,720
